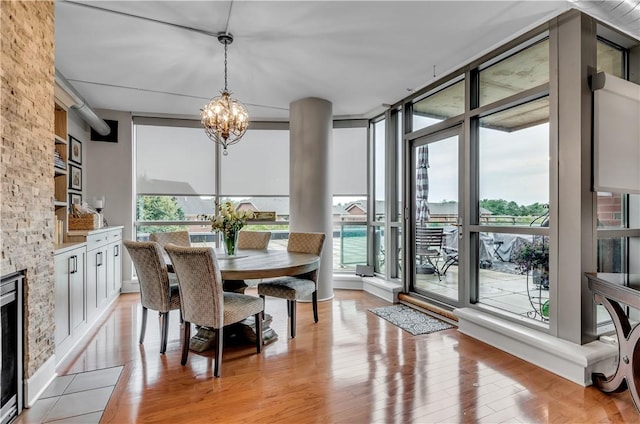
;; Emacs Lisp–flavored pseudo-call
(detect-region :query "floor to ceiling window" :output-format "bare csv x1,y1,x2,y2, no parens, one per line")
594,36,640,332
372,118,386,274
133,118,369,273
401,33,552,326
408,77,465,304
472,36,551,325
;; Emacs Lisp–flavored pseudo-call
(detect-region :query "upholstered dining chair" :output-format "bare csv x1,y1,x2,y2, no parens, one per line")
237,230,271,250
164,244,264,377
257,232,325,338
123,240,181,354
223,231,272,294
149,230,191,249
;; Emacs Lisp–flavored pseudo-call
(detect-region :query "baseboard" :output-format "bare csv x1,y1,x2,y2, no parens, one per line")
24,356,57,408
362,277,402,303
121,278,139,293
454,307,618,386
333,274,363,290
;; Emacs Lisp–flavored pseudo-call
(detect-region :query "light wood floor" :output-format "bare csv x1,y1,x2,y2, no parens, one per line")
47,289,638,423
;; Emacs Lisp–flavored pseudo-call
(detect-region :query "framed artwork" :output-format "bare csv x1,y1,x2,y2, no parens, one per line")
69,191,82,209
69,164,82,191
69,136,82,165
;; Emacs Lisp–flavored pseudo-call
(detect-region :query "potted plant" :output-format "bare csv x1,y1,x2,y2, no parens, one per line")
511,237,550,320
512,238,549,288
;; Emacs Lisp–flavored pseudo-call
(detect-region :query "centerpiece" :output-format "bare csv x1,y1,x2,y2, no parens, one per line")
207,201,254,256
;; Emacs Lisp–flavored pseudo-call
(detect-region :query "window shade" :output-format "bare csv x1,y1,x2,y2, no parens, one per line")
332,127,368,195
593,72,640,194
219,129,289,196
136,125,216,195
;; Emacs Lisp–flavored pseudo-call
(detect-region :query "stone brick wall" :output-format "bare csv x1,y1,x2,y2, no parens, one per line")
1,1,55,378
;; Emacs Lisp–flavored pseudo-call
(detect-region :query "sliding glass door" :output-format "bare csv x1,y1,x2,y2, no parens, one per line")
410,127,461,305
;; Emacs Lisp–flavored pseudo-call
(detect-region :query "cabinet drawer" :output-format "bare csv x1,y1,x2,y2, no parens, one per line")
86,233,110,251
108,230,122,243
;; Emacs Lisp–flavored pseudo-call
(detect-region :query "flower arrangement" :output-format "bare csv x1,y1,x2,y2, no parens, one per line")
204,201,254,255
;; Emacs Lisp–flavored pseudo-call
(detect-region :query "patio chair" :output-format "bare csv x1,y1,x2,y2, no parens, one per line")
123,240,181,354
164,244,264,376
415,227,445,280
257,232,325,338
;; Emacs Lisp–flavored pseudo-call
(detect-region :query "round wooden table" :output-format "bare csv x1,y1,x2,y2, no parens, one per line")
215,248,320,281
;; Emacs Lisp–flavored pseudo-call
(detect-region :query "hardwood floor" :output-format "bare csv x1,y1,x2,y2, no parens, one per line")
42,289,638,423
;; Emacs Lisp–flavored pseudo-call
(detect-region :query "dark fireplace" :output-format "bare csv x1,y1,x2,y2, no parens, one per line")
1,271,24,424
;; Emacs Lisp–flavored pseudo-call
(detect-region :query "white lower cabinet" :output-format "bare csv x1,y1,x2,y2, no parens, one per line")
55,226,123,363
54,244,85,360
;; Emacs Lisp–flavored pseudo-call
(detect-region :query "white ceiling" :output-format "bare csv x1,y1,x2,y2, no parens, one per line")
53,1,635,122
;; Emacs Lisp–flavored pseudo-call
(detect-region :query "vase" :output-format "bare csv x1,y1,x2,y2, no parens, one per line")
223,230,239,256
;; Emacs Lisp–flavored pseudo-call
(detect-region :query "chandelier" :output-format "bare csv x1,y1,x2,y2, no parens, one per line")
201,33,249,156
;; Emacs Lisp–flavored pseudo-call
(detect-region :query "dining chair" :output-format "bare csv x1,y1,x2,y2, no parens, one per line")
237,230,271,250
149,231,191,249
164,244,264,377
123,240,181,354
224,231,273,294
257,232,325,338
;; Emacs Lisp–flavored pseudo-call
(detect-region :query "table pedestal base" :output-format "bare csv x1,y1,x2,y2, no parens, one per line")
592,293,640,413
189,314,278,352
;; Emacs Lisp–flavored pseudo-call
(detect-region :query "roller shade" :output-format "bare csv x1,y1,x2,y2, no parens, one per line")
592,72,640,194
332,127,367,195
219,129,289,196
136,125,216,195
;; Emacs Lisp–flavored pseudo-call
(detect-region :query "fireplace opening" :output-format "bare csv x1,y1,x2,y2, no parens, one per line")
1,271,24,424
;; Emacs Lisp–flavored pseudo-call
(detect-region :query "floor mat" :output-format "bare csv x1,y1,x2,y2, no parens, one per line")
369,304,454,335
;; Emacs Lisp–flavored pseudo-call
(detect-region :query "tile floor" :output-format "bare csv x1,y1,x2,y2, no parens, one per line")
18,366,123,424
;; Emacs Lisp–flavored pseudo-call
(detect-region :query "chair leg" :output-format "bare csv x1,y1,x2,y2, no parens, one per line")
181,321,191,366
159,312,169,354
214,328,223,378
139,306,148,344
255,312,263,353
260,294,266,314
312,291,319,323
290,300,297,338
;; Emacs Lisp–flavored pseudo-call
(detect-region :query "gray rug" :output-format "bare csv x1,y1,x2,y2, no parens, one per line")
369,304,454,335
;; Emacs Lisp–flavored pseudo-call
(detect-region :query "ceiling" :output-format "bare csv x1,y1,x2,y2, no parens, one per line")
53,1,637,122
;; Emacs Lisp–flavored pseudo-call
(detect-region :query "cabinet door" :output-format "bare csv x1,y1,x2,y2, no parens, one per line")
70,250,86,331
54,252,72,347
97,246,109,307
107,242,122,297
86,247,107,320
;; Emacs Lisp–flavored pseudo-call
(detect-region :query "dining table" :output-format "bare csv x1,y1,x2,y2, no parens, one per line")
165,247,321,350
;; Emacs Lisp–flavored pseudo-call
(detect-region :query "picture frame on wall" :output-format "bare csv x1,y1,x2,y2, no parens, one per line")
69,191,82,209
69,164,82,191
69,136,82,165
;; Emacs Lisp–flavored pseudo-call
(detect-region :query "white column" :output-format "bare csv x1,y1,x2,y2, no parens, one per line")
289,97,333,301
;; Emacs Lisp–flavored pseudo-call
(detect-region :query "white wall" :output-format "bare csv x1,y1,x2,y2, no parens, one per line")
85,109,135,287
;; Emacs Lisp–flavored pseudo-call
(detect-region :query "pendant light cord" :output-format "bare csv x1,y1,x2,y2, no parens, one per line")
224,41,228,91
223,0,234,92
